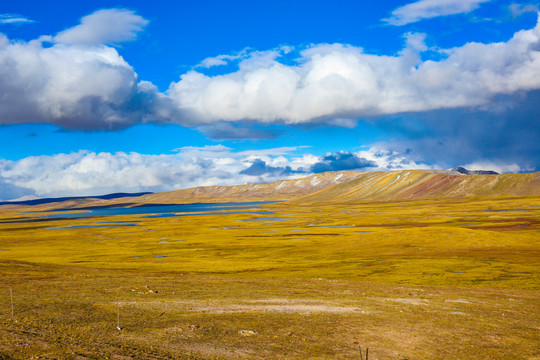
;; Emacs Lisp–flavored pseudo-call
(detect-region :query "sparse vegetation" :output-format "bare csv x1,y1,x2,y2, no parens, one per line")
1,182,539,359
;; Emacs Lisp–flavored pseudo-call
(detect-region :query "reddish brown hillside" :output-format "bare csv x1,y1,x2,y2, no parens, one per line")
127,171,362,205
5,170,539,211
22,171,363,210
292,170,540,203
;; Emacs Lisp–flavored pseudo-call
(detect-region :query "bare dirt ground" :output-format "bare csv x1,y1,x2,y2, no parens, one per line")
1,269,539,359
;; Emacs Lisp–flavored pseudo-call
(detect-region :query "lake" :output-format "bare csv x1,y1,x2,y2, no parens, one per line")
40,201,279,219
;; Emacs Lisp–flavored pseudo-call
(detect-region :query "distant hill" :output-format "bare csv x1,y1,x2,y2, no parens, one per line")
3,170,539,211
95,171,362,207
0,192,152,207
3,171,361,211
451,167,499,175
292,170,540,204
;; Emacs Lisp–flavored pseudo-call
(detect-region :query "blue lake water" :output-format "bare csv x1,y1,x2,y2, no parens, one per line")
40,201,278,219
145,210,274,218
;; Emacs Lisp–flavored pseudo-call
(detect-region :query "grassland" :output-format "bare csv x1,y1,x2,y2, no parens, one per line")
0,195,539,359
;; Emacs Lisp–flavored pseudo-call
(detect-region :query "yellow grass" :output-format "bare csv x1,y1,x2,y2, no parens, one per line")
0,195,539,359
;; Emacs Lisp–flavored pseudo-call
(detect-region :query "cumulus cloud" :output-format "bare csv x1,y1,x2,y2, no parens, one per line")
0,145,441,200
0,150,225,199
55,9,148,45
1,8,540,133
356,147,434,171
168,17,540,125
0,147,312,199
0,14,35,25
383,0,491,26
240,159,296,177
0,39,170,129
310,152,375,173
0,10,177,130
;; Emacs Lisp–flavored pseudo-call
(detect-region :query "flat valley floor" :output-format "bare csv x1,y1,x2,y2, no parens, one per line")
0,196,539,359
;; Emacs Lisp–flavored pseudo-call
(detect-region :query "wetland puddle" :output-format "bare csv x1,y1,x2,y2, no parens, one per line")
241,216,285,222
309,225,356,228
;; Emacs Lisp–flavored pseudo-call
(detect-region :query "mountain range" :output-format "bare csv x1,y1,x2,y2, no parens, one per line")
2,168,539,211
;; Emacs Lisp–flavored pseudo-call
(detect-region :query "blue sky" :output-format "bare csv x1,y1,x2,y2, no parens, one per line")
0,0,539,200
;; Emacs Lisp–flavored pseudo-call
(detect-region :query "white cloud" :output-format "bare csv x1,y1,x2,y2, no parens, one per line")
174,145,232,153
0,14,35,25
0,39,156,129
461,161,529,174
237,147,307,157
0,146,437,200
0,10,177,130
0,9,539,133
168,18,540,125
1,146,533,200
55,9,148,45
199,56,228,68
509,3,539,17
197,49,250,68
0,147,313,199
383,0,491,26
356,147,434,171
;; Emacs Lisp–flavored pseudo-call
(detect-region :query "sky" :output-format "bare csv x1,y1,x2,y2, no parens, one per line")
0,0,539,200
